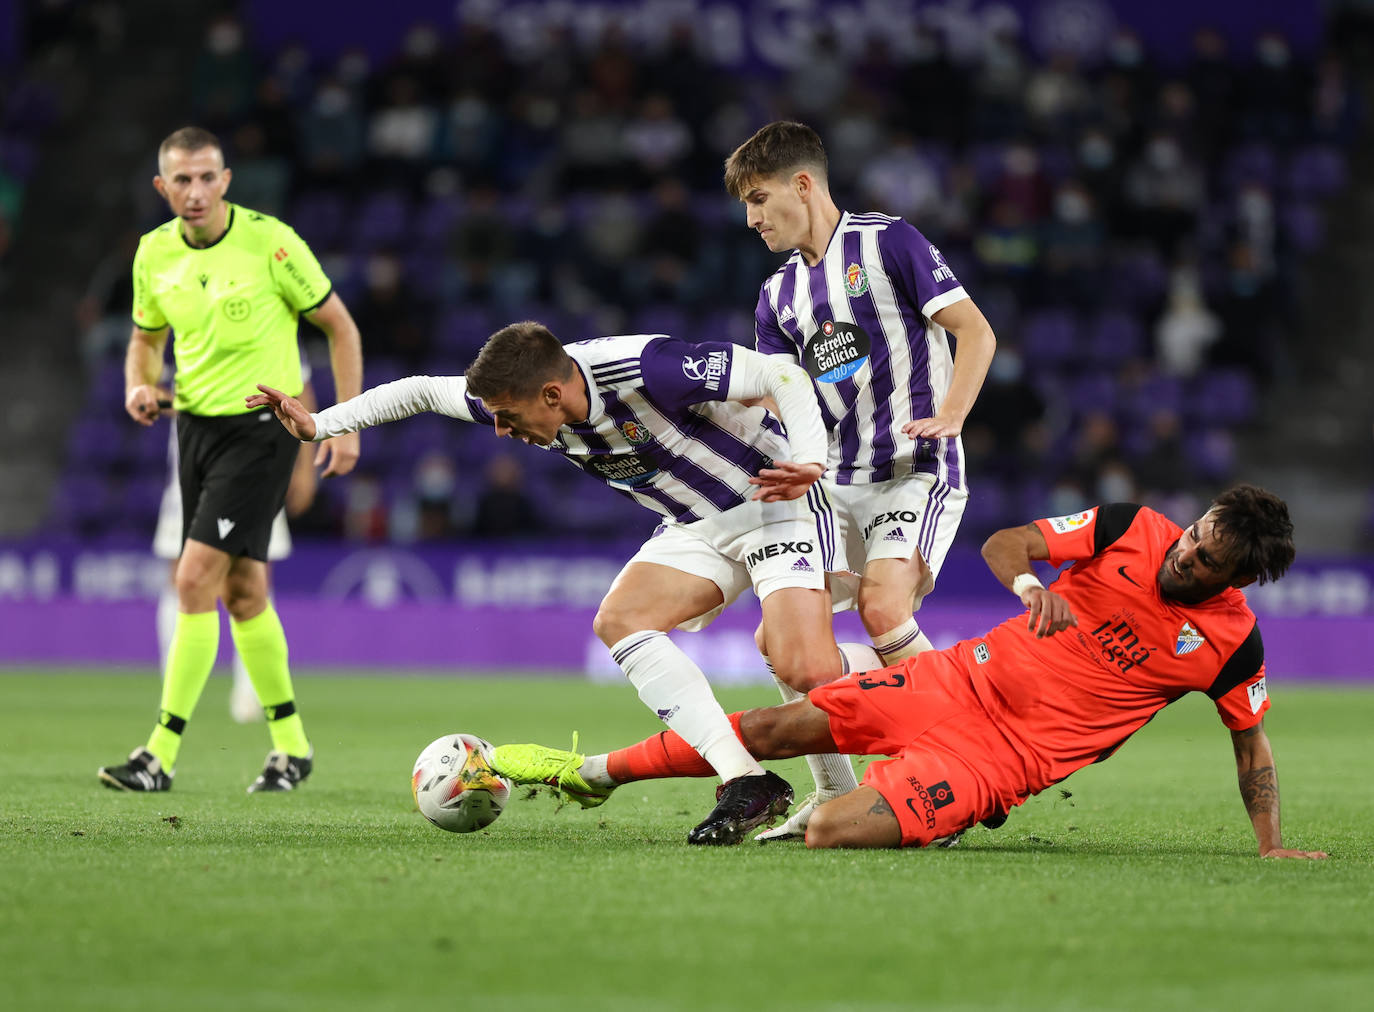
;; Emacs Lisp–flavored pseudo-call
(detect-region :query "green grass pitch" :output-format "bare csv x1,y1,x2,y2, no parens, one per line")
2,669,1370,1011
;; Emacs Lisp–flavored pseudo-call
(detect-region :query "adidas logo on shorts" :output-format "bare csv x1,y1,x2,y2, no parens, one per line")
883,526,908,543
790,558,813,572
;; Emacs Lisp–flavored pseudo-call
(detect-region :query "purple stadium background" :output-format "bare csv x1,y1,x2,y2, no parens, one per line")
2,541,1368,682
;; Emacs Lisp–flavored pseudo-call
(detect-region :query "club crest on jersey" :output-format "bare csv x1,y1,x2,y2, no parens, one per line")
1175,621,1206,656
843,262,869,297
1046,508,1095,534
930,244,955,284
620,420,652,445
804,320,871,383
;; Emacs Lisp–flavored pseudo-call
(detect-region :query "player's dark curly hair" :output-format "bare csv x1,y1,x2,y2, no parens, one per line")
724,121,829,199
1209,484,1295,585
465,321,576,401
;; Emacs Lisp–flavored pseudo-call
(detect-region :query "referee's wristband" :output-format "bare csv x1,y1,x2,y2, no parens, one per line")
1011,573,1044,600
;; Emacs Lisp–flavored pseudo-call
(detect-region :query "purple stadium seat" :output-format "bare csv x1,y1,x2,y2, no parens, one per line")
0,134,39,179
1281,202,1326,253
697,308,755,346
1187,427,1236,480
1085,310,1146,366
960,475,1008,534
289,191,348,248
353,191,411,248
49,475,118,533
122,477,166,518
1122,374,1184,423
436,306,496,354
1285,146,1348,198
1021,308,1080,367
969,143,1007,188
1187,369,1257,427
632,304,690,337
1223,142,1279,190
1037,145,1076,182
1106,248,1168,311
415,195,463,245
1068,371,1120,415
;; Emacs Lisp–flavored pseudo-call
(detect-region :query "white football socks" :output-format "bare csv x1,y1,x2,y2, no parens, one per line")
611,630,763,783
873,617,933,665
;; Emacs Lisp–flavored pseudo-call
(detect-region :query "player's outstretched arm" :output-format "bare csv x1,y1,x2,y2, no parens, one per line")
247,384,318,441
734,350,828,501
304,292,363,477
902,298,996,440
1230,722,1327,859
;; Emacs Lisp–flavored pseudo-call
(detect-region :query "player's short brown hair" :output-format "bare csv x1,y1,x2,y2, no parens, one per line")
158,126,223,169
1209,484,1295,585
465,321,577,401
723,120,829,199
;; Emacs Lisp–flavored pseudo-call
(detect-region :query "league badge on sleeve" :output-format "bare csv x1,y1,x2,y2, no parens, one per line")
1046,508,1095,534
1246,676,1268,714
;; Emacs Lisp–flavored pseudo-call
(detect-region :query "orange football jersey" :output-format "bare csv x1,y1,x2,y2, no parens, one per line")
958,503,1269,795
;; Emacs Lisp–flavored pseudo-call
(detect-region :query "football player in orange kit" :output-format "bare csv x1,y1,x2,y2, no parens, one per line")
495,485,1327,857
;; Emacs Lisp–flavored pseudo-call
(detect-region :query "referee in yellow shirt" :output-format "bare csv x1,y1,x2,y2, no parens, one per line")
99,126,363,793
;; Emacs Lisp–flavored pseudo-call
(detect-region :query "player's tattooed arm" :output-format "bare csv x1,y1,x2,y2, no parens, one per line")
1229,722,1327,860
868,794,895,818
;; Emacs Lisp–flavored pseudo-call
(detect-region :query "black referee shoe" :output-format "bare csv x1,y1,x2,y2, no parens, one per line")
687,771,793,846
247,749,313,793
98,747,173,792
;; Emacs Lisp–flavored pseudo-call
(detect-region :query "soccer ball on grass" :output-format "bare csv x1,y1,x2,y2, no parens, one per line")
411,733,512,833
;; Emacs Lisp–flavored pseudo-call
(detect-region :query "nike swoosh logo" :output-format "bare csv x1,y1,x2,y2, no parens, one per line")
1118,565,1141,587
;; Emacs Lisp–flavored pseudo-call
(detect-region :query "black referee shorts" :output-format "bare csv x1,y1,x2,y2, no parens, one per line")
177,410,302,561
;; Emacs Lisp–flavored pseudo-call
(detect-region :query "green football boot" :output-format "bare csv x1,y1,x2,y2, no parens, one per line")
490,733,616,809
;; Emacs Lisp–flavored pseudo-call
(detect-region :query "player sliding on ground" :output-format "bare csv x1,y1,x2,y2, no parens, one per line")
250,321,876,844
490,485,1328,856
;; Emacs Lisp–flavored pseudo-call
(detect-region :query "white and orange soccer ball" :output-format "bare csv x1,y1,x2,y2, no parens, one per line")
411,733,512,833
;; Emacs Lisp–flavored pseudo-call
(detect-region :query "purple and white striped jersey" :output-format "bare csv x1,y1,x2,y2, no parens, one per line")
312,334,815,526
755,212,970,488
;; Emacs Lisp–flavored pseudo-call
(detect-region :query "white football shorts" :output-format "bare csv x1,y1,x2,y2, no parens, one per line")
826,473,968,611
624,493,835,631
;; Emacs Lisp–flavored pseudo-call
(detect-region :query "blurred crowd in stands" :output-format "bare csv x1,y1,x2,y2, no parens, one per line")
36,5,1368,546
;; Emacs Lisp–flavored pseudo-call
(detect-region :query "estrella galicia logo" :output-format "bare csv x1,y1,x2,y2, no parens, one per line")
804,320,870,383
586,453,659,488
